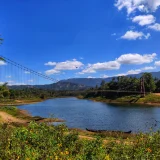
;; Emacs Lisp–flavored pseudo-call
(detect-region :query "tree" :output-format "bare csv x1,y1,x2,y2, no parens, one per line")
142,73,156,92
100,80,105,89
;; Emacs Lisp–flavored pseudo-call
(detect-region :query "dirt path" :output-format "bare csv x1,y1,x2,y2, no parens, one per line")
0,111,28,123
153,93,160,96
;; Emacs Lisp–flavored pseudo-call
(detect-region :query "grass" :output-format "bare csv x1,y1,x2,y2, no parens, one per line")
137,93,160,104
83,93,160,105
0,106,19,117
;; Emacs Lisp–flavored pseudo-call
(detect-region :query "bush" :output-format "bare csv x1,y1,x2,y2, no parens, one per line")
0,122,106,160
1,122,160,159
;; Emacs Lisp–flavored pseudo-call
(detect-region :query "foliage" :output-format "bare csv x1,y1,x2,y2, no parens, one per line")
137,94,160,103
0,122,160,159
0,122,106,160
0,106,18,117
89,73,156,93
142,73,156,92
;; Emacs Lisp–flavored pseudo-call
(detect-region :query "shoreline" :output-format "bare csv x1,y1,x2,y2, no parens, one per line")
0,98,65,124
0,98,51,106
78,95,160,107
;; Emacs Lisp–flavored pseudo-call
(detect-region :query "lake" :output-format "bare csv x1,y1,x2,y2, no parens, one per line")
18,97,160,133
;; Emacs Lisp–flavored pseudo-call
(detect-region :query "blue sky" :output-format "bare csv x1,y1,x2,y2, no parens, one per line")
0,0,160,84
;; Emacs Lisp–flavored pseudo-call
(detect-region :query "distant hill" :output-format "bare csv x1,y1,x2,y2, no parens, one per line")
58,71,160,87
9,71,160,90
9,81,89,91
59,78,112,87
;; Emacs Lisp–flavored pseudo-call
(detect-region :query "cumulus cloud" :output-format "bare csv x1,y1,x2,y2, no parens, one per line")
6,75,11,78
45,69,60,75
117,53,157,64
87,76,95,78
132,15,155,26
45,59,84,75
28,79,34,82
148,23,160,31
44,62,57,66
121,30,150,40
127,66,156,74
116,66,156,76
155,61,160,66
0,61,6,66
115,0,160,15
127,69,142,74
101,74,109,78
78,61,121,74
54,59,83,71
24,71,30,74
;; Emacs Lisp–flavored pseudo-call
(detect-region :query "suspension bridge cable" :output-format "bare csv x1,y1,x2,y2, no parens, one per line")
0,55,58,83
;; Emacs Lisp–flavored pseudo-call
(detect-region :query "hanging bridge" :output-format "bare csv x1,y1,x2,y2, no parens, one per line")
0,55,146,97
0,55,57,87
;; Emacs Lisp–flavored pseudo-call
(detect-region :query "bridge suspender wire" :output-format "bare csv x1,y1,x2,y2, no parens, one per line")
0,55,58,84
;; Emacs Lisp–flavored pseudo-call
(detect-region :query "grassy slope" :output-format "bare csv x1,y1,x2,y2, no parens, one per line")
85,93,160,105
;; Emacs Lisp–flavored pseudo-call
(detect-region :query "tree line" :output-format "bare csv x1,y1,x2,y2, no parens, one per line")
90,73,160,93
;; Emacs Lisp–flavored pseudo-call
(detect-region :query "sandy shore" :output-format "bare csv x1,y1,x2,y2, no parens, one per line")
0,99,44,106
0,111,28,123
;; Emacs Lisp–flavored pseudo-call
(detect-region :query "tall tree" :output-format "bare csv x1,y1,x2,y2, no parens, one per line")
142,73,156,92
100,80,105,89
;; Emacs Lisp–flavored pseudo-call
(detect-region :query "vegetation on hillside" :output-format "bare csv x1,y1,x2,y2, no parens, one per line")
92,73,157,92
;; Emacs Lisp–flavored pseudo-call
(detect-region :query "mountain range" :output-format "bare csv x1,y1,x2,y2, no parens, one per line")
10,71,160,90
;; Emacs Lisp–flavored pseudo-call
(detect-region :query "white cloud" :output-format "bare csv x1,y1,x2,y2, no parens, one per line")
45,62,57,66
101,74,109,78
24,71,30,74
121,30,150,40
116,66,156,76
117,53,157,64
87,76,95,78
132,15,155,26
155,61,160,66
44,59,84,75
115,0,160,15
54,59,83,71
45,69,60,75
142,66,156,70
0,61,6,66
126,66,156,75
115,73,127,77
0,82,5,85
148,23,160,31
6,75,11,78
28,79,34,82
127,69,142,74
78,61,121,74
5,80,26,86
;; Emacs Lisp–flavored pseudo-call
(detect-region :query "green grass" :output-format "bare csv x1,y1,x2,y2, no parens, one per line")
84,93,160,105
0,106,19,117
137,94,160,103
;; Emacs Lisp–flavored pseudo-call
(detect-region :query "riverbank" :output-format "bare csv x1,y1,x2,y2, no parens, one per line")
79,93,160,106
0,105,65,125
0,98,44,106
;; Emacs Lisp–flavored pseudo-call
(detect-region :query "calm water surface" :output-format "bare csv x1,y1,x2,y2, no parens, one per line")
18,97,160,133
